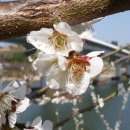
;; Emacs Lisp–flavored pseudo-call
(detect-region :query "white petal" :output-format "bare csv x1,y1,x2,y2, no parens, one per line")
98,98,104,108
46,68,68,90
86,51,104,58
0,113,6,126
33,52,56,75
3,80,19,93
3,81,26,99
12,84,26,100
25,121,31,128
68,32,83,52
16,98,30,113
53,22,72,36
46,79,59,89
57,55,67,70
43,120,53,130
66,72,90,95
32,116,42,127
27,28,53,53
79,30,93,39
89,57,104,77
8,112,17,128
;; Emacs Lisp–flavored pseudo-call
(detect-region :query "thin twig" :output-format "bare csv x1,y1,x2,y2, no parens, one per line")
102,44,130,59
54,91,118,129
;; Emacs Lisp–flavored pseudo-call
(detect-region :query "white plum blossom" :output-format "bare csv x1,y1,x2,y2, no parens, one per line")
0,81,29,128
33,51,104,95
24,116,53,130
47,51,104,95
33,52,67,90
27,22,83,56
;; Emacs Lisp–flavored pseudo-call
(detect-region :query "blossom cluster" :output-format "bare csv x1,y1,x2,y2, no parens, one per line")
0,80,29,129
27,22,104,96
24,116,52,130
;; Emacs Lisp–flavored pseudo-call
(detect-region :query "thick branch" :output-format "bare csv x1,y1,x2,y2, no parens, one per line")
0,0,130,40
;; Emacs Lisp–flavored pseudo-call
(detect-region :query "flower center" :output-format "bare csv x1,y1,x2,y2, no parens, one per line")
68,54,90,82
48,31,68,49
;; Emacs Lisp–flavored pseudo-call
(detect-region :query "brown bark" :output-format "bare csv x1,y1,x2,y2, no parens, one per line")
0,0,130,40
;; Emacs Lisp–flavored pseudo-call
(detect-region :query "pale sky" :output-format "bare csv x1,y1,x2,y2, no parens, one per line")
93,11,130,45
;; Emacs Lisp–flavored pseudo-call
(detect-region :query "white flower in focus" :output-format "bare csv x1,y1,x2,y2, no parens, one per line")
33,52,67,89
27,22,83,56
47,51,104,95
24,116,53,130
33,51,104,95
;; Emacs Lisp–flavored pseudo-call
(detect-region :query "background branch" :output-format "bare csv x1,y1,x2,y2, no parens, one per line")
0,0,130,40
54,83,130,129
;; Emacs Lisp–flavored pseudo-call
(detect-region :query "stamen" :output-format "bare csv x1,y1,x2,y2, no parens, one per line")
48,31,68,50
68,56,90,83
0,92,13,115
46,60,58,77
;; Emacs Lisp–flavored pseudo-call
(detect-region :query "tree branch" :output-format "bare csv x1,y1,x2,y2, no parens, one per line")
0,0,130,40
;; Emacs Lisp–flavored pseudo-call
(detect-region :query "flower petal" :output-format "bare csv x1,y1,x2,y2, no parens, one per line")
89,57,104,77
3,81,26,99
86,51,104,58
25,121,31,128
0,113,6,126
68,32,83,52
46,79,59,89
12,84,26,100
16,98,30,113
33,52,56,75
43,120,53,130
79,30,93,39
8,112,17,128
3,80,19,93
57,55,67,70
46,68,68,90
27,28,53,53
66,72,90,95
32,116,42,127
53,22,72,36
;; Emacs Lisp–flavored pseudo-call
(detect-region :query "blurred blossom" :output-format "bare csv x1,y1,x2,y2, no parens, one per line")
35,95,51,105
91,92,104,108
0,81,29,128
24,116,53,130
118,83,126,96
97,95,104,108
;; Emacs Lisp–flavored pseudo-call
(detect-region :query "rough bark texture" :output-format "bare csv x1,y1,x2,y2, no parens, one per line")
0,0,130,40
